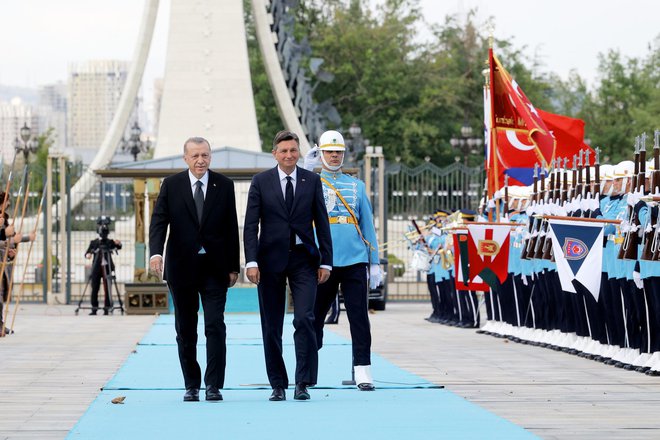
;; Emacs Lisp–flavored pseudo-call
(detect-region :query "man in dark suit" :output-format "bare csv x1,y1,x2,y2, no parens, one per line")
244,130,332,401
149,137,240,402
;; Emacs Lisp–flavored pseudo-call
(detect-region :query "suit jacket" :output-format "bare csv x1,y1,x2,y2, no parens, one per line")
149,170,240,287
244,166,332,273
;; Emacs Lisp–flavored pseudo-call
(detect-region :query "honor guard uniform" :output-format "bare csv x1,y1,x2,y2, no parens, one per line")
304,130,382,391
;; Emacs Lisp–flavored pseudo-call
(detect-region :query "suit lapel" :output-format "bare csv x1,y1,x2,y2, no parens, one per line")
180,172,198,224
200,172,219,227
270,167,287,213
291,166,306,214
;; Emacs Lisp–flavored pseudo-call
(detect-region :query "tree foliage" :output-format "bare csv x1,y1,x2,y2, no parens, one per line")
247,0,660,165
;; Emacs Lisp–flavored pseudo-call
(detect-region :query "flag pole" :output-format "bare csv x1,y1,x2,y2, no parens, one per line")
487,46,500,222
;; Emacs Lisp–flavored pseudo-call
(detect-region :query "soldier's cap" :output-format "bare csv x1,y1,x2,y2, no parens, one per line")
459,209,477,220
613,160,635,178
600,164,614,181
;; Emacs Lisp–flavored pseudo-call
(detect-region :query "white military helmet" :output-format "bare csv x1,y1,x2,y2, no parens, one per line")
613,160,634,178
600,164,614,181
318,130,346,152
317,130,346,171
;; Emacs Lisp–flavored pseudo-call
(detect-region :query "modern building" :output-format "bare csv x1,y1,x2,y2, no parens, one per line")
67,60,129,149
38,81,68,150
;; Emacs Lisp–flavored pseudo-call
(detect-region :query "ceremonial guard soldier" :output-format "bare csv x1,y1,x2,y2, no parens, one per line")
304,130,382,390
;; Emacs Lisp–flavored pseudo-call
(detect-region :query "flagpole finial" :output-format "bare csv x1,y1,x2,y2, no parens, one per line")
594,147,600,165
486,24,495,49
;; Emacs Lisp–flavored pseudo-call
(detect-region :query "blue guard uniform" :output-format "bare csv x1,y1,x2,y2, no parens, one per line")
309,130,380,390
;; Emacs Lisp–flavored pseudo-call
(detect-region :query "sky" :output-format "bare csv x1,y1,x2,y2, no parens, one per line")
0,0,658,112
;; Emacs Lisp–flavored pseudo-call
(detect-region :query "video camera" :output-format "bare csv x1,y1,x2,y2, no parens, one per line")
96,216,112,239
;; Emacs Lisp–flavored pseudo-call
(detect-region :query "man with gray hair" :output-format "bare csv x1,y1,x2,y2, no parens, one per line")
150,137,240,402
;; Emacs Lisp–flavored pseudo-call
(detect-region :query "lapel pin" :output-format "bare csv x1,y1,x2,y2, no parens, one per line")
302,178,306,182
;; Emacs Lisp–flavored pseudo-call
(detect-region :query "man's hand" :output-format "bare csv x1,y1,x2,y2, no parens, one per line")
318,268,330,284
228,272,238,287
13,233,22,243
7,248,16,259
28,231,36,241
246,267,260,284
149,256,163,277
5,225,14,237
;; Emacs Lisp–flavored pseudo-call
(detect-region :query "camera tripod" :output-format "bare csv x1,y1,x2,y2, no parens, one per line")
75,245,124,315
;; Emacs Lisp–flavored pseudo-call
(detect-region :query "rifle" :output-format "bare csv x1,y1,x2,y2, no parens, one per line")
503,174,509,217
583,149,596,217
575,150,584,204
553,157,562,203
526,163,546,259
620,136,644,260
594,147,601,197
534,161,553,259
540,158,560,260
651,131,660,260
521,163,539,260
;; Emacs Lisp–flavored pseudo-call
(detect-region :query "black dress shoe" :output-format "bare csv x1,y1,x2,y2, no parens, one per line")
293,383,310,400
269,387,286,401
357,382,375,391
183,388,199,402
205,386,223,401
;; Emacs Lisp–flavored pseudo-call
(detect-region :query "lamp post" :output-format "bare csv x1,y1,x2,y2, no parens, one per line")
121,121,151,161
344,122,369,166
14,122,39,163
450,123,482,167
450,123,482,208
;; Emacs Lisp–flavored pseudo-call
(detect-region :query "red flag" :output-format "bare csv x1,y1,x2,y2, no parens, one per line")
488,49,555,192
537,109,595,163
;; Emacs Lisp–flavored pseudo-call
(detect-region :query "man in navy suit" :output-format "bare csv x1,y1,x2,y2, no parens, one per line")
149,137,240,402
244,130,333,401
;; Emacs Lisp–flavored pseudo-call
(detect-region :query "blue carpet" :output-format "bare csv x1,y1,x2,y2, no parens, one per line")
68,314,537,439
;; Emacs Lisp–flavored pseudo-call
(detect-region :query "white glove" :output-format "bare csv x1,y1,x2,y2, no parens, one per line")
303,145,321,171
632,270,644,290
369,264,383,289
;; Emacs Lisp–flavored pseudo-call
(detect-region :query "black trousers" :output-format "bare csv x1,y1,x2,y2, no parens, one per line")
426,273,441,317
89,262,112,311
646,277,660,353
169,254,228,390
315,263,371,366
258,245,318,388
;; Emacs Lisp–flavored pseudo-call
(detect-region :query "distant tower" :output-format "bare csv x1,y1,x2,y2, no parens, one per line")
154,0,261,157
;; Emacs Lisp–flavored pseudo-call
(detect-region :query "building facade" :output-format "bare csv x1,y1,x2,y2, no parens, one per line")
67,60,129,149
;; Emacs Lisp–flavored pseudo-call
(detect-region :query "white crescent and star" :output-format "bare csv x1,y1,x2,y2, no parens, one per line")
505,130,535,151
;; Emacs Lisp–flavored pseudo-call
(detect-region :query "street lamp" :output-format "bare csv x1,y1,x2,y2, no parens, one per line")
121,121,151,161
450,122,482,208
450,123,482,167
14,122,39,162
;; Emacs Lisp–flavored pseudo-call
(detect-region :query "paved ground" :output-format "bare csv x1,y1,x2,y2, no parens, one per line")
1,302,659,439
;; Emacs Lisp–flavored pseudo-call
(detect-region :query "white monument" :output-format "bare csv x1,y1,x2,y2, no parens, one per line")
154,0,262,157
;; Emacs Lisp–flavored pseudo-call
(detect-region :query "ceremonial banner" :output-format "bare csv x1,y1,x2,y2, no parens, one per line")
465,224,511,290
453,231,489,292
488,48,556,192
537,109,594,162
548,218,604,300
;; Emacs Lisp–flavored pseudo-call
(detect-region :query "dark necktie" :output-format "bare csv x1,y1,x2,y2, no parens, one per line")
194,180,204,222
285,176,294,213
285,176,295,249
